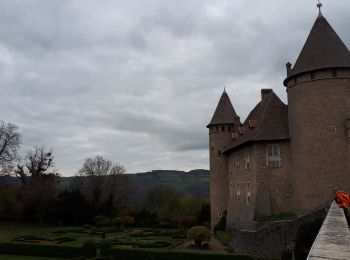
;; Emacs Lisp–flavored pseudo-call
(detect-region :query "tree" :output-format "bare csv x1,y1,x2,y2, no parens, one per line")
0,121,21,176
15,146,60,223
77,156,132,216
15,146,59,184
145,185,179,222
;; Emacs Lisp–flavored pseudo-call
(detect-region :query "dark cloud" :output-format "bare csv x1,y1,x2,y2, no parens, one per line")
0,0,349,175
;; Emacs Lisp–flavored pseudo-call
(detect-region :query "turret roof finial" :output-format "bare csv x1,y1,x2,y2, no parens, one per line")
317,0,323,16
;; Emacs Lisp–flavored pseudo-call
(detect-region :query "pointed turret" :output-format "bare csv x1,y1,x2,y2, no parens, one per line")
285,13,350,83
207,90,238,127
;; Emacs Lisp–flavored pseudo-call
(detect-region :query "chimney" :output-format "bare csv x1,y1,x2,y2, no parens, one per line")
261,89,272,103
286,62,292,76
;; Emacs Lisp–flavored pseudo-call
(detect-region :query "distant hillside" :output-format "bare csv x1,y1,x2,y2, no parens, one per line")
0,169,210,199
130,169,210,198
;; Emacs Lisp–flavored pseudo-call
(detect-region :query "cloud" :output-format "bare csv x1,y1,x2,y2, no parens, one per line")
0,0,349,175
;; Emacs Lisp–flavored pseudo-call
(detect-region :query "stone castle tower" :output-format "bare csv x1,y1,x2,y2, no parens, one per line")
284,12,350,213
207,90,240,228
208,9,350,230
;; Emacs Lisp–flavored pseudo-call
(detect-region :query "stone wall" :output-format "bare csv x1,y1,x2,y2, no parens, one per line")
286,68,350,214
228,203,329,259
209,124,235,229
226,141,291,229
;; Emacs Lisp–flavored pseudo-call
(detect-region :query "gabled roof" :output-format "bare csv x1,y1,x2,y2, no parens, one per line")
223,91,289,153
288,13,350,78
207,90,238,127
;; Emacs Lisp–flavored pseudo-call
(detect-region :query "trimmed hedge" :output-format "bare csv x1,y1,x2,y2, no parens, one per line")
0,242,83,258
0,241,253,260
104,247,253,260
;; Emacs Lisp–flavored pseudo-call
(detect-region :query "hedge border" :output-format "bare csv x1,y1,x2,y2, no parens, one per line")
0,242,83,258
104,247,254,260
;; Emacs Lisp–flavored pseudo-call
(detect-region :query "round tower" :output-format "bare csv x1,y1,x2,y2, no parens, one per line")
284,12,350,213
207,90,240,228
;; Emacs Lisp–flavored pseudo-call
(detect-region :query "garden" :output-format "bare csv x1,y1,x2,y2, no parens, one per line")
0,224,252,260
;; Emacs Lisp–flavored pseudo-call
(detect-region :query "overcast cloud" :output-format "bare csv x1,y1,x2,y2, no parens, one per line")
0,0,349,176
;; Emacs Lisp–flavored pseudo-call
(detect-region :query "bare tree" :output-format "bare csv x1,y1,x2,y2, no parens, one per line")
16,146,59,184
0,121,21,175
77,156,132,216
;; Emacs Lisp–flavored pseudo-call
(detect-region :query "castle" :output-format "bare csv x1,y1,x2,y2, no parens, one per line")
208,9,350,230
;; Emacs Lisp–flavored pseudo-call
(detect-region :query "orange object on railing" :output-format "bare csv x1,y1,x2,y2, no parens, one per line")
335,191,350,208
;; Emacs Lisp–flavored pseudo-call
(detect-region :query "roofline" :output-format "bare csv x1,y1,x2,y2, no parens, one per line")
206,120,240,128
283,66,350,86
223,138,290,154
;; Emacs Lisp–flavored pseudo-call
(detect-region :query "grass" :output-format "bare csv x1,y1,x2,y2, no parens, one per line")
215,231,232,246
255,212,297,222
0,255,64,260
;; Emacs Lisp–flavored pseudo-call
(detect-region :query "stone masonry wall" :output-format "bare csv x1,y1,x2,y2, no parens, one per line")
229,204,329,259
286,68,350,214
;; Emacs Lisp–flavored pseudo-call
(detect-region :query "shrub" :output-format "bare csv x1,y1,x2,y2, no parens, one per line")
111,217,121,227
121,216,135,227
100,239,113,256
187,226,211,248
215,231,232,246
213,211,226,235
94,215,106,227
180,217,195,229
82,239,97,258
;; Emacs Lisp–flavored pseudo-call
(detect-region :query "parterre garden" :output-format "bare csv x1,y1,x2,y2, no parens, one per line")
0,224,253,259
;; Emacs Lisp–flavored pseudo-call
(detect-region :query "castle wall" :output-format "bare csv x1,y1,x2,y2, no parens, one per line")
226,141,291,229
255,141,291,216
286,68,350,214
226,144,257,229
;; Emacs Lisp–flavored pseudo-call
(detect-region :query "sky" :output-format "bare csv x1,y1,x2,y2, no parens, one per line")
0,0,349,176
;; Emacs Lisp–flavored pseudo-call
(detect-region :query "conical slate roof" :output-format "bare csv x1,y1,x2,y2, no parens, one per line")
289,13,350,77
207,90,238,127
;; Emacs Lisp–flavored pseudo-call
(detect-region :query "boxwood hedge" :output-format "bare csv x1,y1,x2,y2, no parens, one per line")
0,242,83,258
104,247,253,260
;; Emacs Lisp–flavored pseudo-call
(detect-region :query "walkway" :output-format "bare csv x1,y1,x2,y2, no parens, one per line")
307,201,350,260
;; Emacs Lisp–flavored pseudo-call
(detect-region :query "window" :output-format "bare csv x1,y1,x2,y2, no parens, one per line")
222,126,225,132
266,145,281,167
294,77,298,84
236,182,240,202
216,126,218,132
246,182,251,204
245,149,250,169
228,126,231,132
332,69,337,77
311,72,315,80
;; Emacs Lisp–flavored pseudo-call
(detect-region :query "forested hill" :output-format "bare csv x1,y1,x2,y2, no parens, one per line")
2,169,210,198
131,169,210,198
